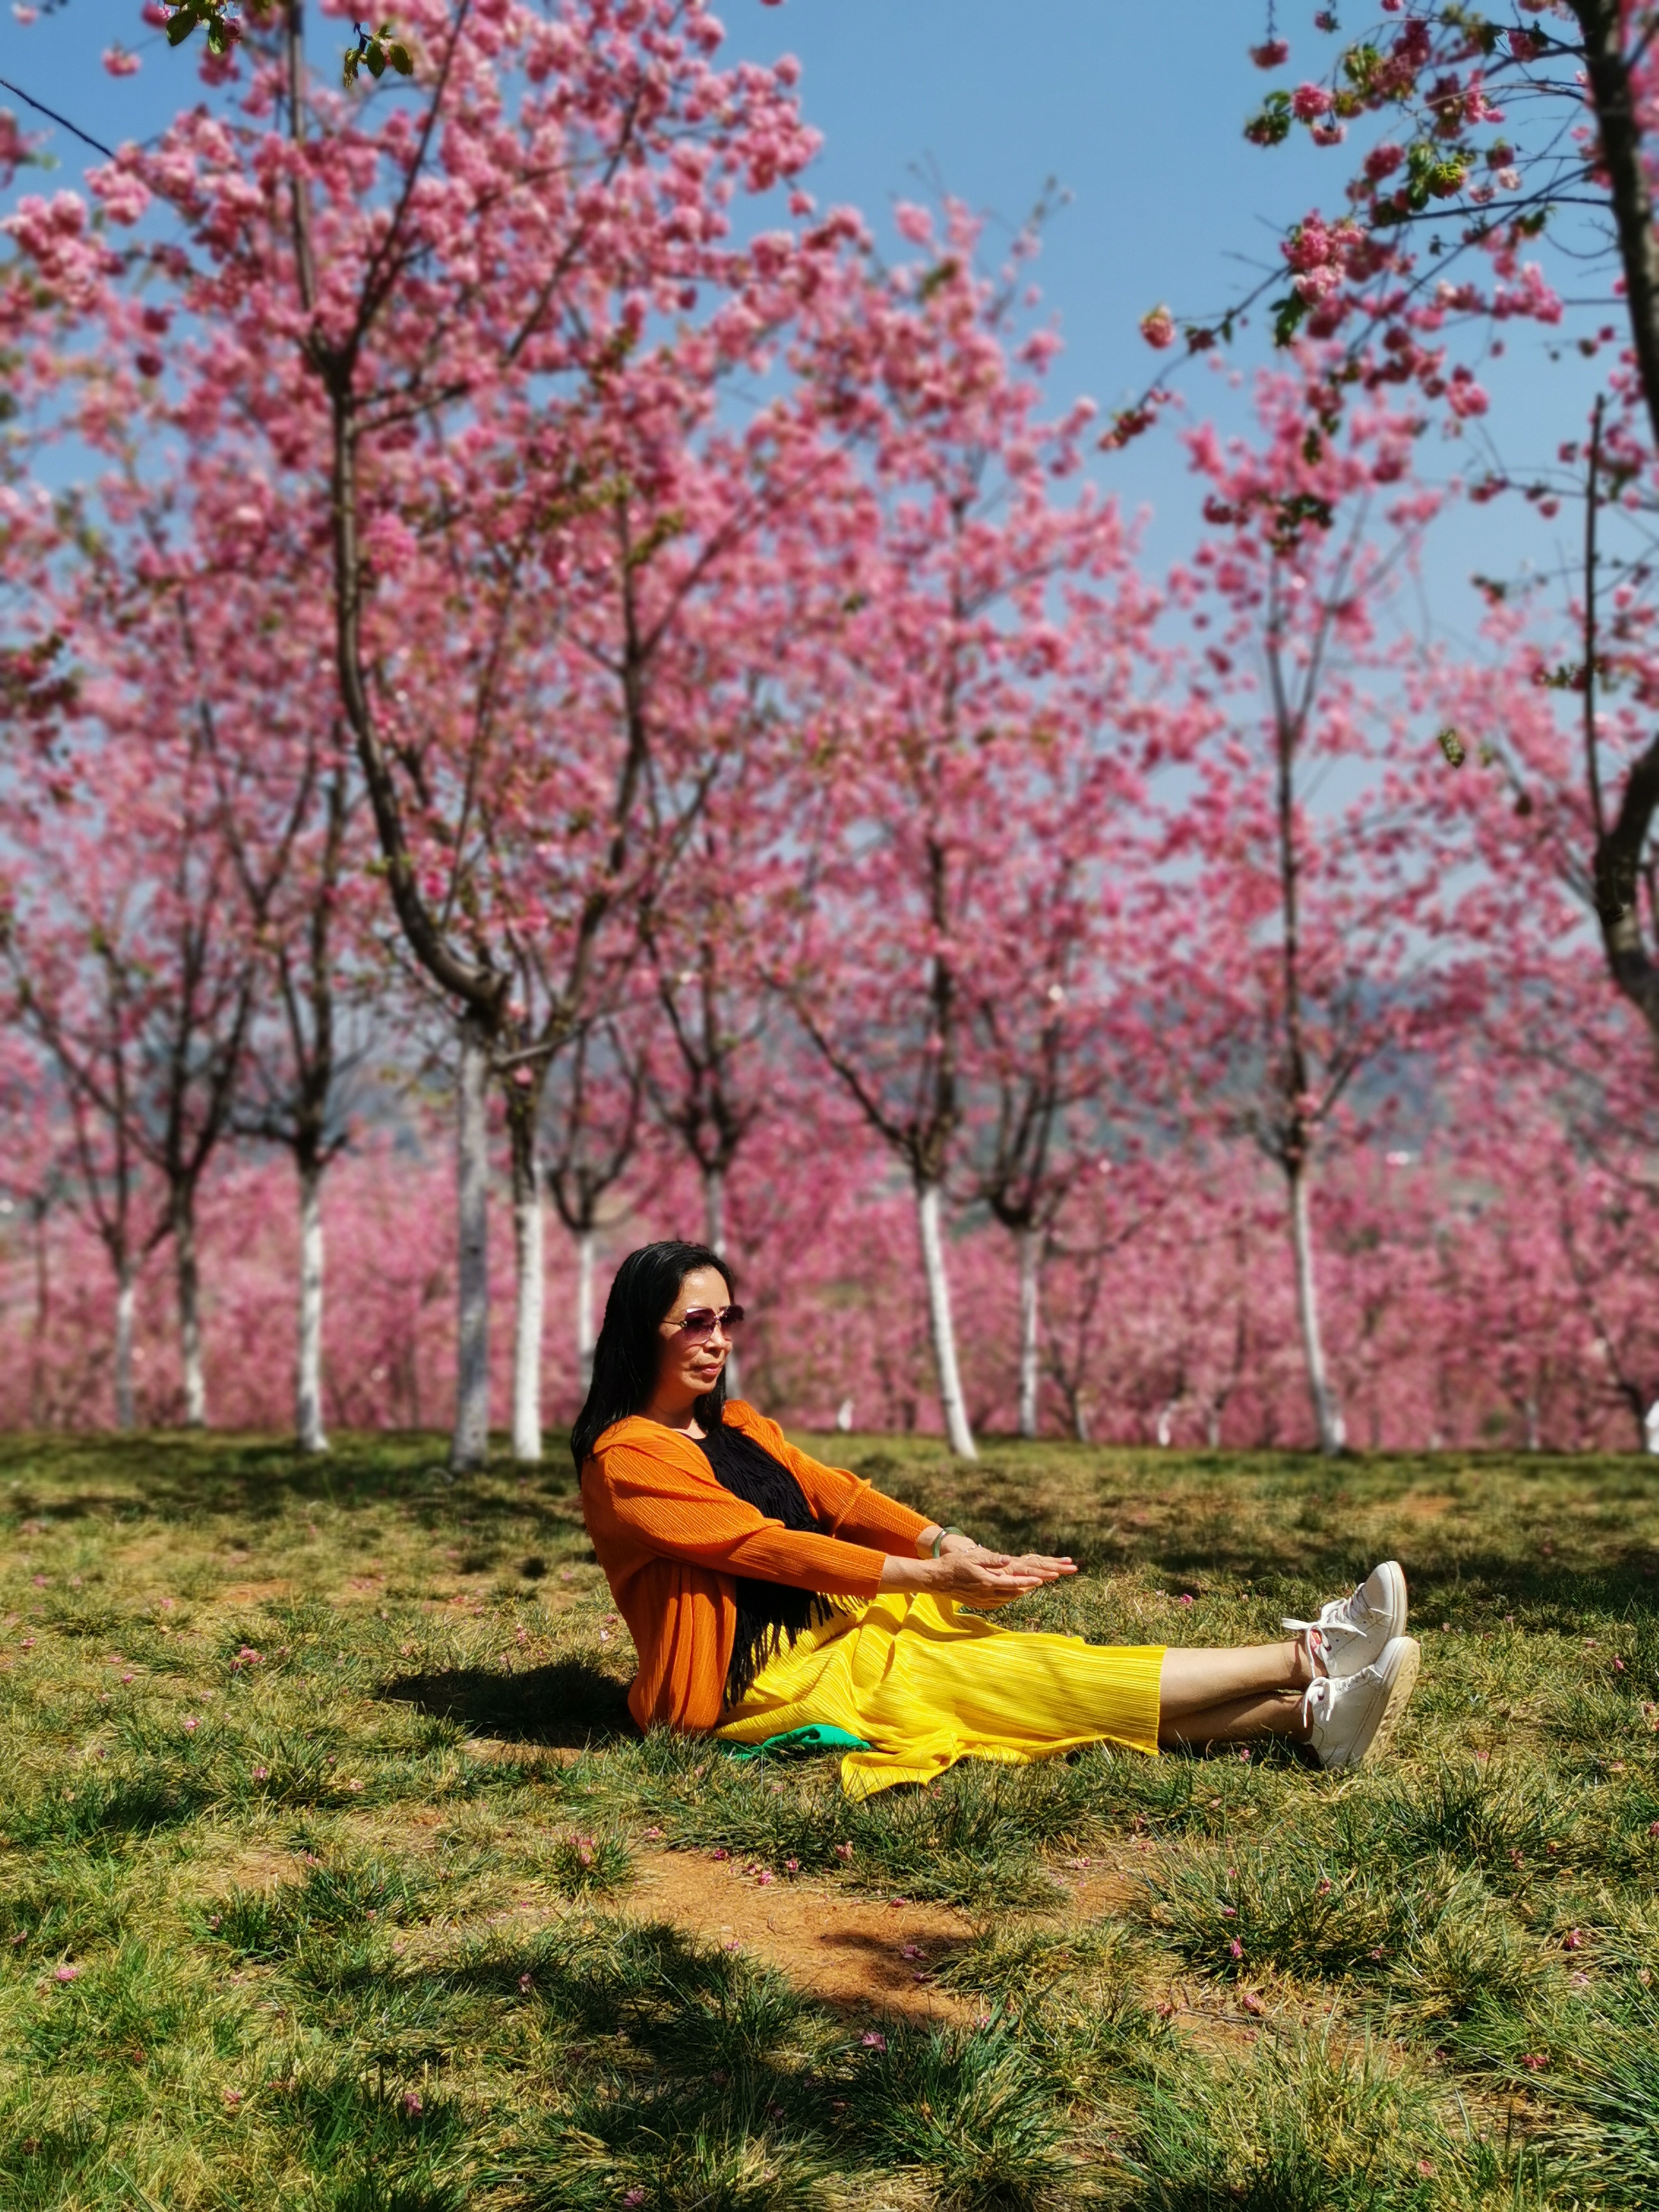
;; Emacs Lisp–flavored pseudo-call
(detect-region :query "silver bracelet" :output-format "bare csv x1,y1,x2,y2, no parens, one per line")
931,1525,964,1558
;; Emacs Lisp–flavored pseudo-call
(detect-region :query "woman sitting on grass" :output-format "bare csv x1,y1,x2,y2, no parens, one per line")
575,1241,1421,1798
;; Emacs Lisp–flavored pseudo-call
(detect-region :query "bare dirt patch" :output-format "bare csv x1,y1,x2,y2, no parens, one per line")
218,1841,311,1890
632,1850,982,2023
1391,1493,1458,1523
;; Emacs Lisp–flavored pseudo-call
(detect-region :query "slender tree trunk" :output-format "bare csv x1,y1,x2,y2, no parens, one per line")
453,1017,491,1472
510,1112,544,1465
296,1155,328,1454
703,1162,726,1253
30,1203,49,1429
1070,1387,1091,1446
1016,1224,1042,1440
114,1258,137,1432
576,1225,597,1392
176,1201,207,1428
704,1164,742,1396
916,1177,976,1459
1287,1160,1344,1454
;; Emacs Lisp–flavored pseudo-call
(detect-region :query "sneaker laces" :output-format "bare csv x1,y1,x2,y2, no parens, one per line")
1300,1670,1334,1730
1282,1609,1368,1647
1280,1619,1345,1687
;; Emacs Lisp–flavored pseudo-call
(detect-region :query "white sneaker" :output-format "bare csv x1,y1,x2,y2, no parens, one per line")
1302,1635,1420,1770
1284,1560,1407,1681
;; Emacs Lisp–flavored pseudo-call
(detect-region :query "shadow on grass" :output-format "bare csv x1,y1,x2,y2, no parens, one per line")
2,1430,586,1527
378,1657,638,1749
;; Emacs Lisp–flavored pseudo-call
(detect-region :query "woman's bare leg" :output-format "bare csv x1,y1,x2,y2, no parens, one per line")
1156,1641,1313,1748
1159,1691,1307,1749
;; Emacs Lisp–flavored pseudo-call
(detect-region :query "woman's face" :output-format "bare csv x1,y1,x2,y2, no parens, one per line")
655,1265,735,1405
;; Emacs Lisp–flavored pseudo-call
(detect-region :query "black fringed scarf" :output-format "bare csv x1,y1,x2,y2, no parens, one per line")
698,1417,837,1706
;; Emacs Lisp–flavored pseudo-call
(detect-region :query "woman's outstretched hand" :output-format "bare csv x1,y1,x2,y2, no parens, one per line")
878,1533,1078,1610
938,1532,1076,1584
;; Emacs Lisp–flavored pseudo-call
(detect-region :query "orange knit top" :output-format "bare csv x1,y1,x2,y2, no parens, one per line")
580,1400,931,1734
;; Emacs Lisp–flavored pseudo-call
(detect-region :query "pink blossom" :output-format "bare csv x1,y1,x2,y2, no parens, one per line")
1228,1938,1244,1959
401,2090,422,2115
860,2030,887,2050
833,1841,854,1861
53,1964,79,1982
1140,305,1177,351
223,2088,243,2107
102,45,141,77
1250,39,1289,68
1291,83,1334,121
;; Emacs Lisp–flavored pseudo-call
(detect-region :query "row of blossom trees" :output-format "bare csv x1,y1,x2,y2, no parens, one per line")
0,0,1650,1457
6,1051,1659,1454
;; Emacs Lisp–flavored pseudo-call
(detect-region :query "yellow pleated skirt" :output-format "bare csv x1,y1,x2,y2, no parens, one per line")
714,1592,1166,1798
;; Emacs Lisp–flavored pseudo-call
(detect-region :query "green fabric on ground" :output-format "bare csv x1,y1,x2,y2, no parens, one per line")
717,1723,872,1761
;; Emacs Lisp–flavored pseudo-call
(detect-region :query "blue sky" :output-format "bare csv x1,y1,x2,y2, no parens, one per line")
1,1,1604,647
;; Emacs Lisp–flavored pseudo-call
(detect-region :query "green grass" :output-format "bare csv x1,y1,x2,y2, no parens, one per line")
1,1431,1657,2206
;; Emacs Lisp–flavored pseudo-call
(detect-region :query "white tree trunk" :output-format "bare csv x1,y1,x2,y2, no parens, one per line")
511,1146,545,1465
1524,1394,1541,1453
703,1163,726,1253
576,1225,597,1392
916,1178,976,1460
176,1204,207,1428
1072,1396,1091,1445
1288,1162,1345,1454
704,1165,740,1397
1644,1400,1659,1456
114,1261,137,1432
452,1018,491,1472
296,1159,328,1453
1016,1224,1041,1440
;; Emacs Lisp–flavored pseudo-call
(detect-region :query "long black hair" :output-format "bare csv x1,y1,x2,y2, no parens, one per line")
570,1240,732,1473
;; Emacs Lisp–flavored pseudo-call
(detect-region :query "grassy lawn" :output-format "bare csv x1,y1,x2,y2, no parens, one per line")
2,1431,1657,2210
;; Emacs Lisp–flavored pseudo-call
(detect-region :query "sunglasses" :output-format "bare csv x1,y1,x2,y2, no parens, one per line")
671,1304,745,1339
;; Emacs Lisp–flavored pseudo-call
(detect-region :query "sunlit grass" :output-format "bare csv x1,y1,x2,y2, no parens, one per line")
1,1430,1656,2206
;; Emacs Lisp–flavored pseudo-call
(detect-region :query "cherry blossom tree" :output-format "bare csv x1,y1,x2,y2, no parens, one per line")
0,677,257,1428
1,0,854,1468
1146,11,1659,1082
777,204,1145,1458
1159,365,1479,1451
